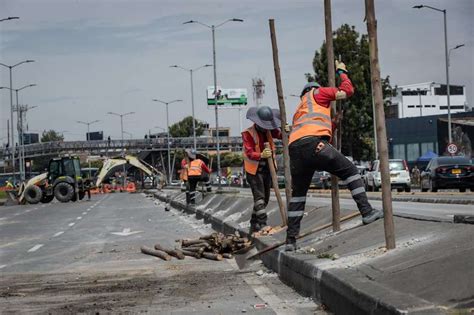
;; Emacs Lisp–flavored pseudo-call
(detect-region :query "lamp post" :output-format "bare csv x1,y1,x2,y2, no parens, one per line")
0,83,36,181
107,111,135,187
77,119,100,178
170,64,212,150
413,4,453,143
0,17,19,22
0,60,35,182
152,99,182,184
183,18,244,190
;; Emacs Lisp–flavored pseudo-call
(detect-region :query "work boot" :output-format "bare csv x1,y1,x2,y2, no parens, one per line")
284,237,297,252
362,208,384,225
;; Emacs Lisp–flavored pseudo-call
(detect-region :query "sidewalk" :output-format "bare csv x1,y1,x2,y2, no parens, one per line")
152,190,473,315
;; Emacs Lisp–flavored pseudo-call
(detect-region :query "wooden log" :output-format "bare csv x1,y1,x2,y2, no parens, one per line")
202,252,223,261
222,253,233,259
181,247,205,255
141,246,171,261
182,249,201,259
181,239,210,247
154,243,185,260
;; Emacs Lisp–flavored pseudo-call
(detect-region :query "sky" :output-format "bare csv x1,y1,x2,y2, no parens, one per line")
1,0,473,143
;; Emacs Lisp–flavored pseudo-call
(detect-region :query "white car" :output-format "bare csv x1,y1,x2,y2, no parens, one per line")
366,159,411,192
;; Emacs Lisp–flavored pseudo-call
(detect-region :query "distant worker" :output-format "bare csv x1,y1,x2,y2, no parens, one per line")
186,149,211,205
411,165,420,186
242,106,282,235
5,179,14,190
84,178,92,200
285,60,384,251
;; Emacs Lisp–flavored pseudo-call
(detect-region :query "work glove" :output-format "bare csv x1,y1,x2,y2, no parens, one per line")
335,60,348,75
261,148,272,159
284,123,291,133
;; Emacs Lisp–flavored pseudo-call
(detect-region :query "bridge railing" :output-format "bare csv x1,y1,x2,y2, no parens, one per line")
1,136,250,159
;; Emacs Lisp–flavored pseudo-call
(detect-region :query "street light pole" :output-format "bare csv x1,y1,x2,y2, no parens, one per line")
170,64,212,150
0,60,35,182
77,119,100,178
152,99,182,185
107,111,135,187
183,18,243,190
413,5,454,144
0,17,19,22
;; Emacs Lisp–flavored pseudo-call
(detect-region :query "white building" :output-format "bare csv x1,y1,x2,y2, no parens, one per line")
391,82,468,118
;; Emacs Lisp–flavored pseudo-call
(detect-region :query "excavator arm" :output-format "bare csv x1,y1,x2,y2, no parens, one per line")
95,155,165,188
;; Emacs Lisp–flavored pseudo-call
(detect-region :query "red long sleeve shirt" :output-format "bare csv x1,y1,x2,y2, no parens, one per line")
242,126,282,161
312,73,354,107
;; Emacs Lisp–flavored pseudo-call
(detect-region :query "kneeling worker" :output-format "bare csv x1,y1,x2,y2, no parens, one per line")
186,149,210,205
285,60,384,251
242,106,282,235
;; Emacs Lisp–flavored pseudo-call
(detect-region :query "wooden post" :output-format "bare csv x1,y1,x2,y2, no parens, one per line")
265,140,287,226
269,19,292,209
324,0,341,232
365,0,396,250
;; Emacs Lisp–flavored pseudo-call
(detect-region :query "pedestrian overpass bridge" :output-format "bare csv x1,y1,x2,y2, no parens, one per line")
1,136,248,160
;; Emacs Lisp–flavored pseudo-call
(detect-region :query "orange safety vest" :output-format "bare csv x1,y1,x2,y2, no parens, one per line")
188,159,204,177
289,88,332,144
180,161,189,181
242,125,276,175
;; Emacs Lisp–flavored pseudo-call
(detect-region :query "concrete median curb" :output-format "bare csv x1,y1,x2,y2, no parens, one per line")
152,190,450,315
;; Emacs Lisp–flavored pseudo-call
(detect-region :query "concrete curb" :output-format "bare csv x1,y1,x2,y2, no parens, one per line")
153,191,446,315
309,193,474,205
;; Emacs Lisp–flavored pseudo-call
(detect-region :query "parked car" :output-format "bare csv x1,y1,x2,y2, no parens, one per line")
420,156,473,192
356,165,370,190
366,159,411,192
310,171,330,189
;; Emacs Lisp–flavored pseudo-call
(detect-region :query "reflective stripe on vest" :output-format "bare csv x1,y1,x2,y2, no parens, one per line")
289,88,332,144
188,159,203,176
242,125,276,175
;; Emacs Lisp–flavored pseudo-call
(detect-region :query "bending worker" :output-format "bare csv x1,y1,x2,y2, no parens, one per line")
285,60,383,251
242,106,282,235
186,149,211,205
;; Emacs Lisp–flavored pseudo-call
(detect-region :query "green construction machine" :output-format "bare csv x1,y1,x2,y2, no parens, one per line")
18,156,88,204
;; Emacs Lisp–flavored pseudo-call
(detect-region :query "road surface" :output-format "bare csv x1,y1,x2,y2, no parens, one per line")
0,193,327,314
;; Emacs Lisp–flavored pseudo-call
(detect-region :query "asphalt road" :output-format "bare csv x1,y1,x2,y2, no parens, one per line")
0,193,327,314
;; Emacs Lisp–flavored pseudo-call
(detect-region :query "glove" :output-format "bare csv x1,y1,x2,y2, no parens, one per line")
335,60,347,75
261,148,272,159
284,124,291,133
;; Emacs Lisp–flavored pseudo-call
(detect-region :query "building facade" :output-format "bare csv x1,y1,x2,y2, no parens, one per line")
390,82,468,119
386,111,473,166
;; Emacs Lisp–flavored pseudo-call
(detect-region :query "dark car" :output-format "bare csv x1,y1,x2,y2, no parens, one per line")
310,171,330,189
420,156,473,192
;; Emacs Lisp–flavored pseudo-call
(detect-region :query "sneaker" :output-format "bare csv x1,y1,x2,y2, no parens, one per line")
284,238,297,252
362,208,384,225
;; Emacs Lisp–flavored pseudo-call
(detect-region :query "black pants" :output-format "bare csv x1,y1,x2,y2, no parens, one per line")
287,136,373,239
187,175,209,204
246,166,271,228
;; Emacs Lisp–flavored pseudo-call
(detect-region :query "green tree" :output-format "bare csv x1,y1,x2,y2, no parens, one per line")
41,130,64,143
169,116,207,138
305,24,394,161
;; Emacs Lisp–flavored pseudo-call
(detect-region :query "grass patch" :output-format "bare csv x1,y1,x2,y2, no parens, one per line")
0,190,7,199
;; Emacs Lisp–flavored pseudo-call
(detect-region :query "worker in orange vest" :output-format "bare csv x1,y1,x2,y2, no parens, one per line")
285,60,383,251
186,149,210,205
242,106,282,235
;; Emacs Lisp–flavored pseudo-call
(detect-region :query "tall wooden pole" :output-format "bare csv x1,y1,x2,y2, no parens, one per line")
324,0,341,232
269,19,292,208
365,0,396,249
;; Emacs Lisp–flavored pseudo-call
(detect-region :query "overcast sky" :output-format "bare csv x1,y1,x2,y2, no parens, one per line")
1,0,473,143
